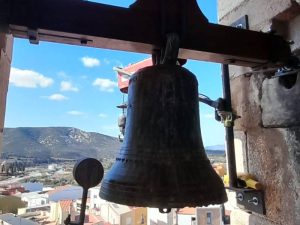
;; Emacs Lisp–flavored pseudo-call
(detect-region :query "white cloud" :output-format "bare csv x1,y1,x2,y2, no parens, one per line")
10,67,54,88
103,58,110,65
93,78,118,92
48,94,68,101
98,113,108,118
81,57,100,68
60,81,79,92
57,71,69,79
113,60,123,67
67,110,84,116
204,113,215,119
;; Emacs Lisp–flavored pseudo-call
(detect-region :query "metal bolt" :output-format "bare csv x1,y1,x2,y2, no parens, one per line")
237,193,244,202
80,39,88,45
236,24,244,29
248,197,259,206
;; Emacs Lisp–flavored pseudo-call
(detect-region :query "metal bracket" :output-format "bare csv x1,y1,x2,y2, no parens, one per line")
274,68,300,78
198,95,240,127
231,15,249,30
28,29,39,44
217,111,234,127
228,187,266,215
274,56,300,77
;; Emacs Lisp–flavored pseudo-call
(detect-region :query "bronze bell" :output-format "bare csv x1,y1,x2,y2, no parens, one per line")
100,64,227,210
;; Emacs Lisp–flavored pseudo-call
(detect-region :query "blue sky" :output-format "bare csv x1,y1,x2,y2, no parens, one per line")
5,0,225,146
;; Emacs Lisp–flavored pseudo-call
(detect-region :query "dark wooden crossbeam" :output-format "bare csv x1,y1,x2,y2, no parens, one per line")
1,0,292,68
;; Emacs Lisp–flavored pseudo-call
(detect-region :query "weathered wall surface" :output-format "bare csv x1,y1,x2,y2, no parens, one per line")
0,33,13,154
218,0,300,225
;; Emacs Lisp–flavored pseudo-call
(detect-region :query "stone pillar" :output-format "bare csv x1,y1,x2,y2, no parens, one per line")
218,1,300,225
0,33,13,155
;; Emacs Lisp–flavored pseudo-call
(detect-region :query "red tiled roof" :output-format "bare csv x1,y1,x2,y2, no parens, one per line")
123,58,152,74
177,207,196,215
59,200,73,213
82,214,110,225
117,58,152,93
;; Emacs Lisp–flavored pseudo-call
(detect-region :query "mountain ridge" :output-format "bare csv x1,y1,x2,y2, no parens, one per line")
2,127,121,160
2,127,225,160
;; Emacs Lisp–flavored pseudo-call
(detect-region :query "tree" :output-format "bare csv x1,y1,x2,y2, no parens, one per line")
0,196,27,214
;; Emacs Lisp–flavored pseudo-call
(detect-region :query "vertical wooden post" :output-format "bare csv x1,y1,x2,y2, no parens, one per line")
0,33,13,155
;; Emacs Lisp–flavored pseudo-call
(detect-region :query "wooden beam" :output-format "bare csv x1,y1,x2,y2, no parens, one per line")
3,0,292,68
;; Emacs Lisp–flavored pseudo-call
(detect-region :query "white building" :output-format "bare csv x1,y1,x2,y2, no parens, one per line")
147,205,224,225
21,192,49,208
100,202,131,225
196,205,223,225
147,208,169,225
18,191,50,215
48,164,58,171
89,186,106,213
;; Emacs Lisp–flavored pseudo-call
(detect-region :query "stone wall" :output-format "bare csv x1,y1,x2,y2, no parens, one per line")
0,33,13,154
217,1,300,225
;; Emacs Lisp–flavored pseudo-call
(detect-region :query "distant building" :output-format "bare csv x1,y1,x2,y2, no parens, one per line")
21,192,49,208
147,205,224,225
121,207,147,225
0,159,25,176
18,191,50,215
100,202,131,225
48,164,58,171
0,183,25,196
89,186,106,214
177,208,196,225
147,208,169,225
0,213,38,225
49,199,73,225
196,205,223,225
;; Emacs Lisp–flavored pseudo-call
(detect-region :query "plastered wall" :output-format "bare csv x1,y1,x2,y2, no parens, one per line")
217,1,300,225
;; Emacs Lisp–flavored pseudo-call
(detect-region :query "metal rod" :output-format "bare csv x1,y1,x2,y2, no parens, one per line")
221,64,238,188
78,188,88,225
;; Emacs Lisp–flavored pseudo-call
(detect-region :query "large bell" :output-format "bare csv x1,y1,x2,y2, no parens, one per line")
100,64,227,210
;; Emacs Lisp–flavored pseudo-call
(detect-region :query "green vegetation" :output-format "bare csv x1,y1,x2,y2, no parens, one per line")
0,196,27,214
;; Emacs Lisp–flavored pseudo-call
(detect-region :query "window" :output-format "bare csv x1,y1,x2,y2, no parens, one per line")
191,217,196,225
206,212,212,225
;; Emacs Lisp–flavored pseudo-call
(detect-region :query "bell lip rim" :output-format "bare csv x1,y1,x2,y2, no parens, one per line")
99,191,228,209
99,182,228,209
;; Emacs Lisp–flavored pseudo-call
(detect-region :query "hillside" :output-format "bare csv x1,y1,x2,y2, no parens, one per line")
2,127,121,160
205,145,225,151
2,127,225,161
